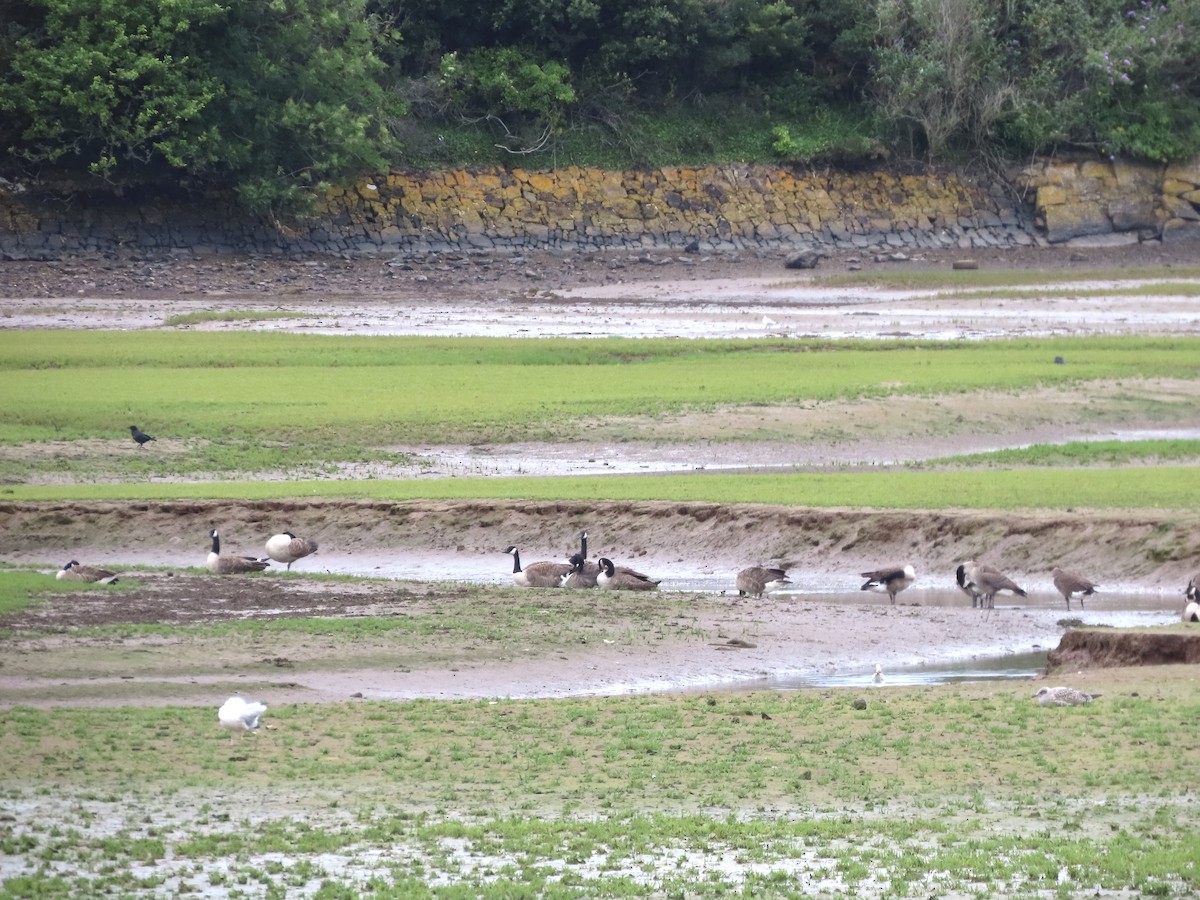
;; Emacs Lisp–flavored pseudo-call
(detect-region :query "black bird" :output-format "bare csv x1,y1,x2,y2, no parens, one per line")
129,425,156,448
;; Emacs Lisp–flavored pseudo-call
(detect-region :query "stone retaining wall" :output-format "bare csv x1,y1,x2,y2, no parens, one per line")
1,157,1197,260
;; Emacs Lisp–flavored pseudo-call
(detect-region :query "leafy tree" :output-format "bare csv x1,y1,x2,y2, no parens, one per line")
871,0,1016,158
1083,0,1200,161
0,0,403,216
0,0,227,176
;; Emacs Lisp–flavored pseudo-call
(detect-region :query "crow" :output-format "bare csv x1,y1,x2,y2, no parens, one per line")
129,425,156,447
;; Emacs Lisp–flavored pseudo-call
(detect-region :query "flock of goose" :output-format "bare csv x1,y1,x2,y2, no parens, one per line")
51,524,1200,620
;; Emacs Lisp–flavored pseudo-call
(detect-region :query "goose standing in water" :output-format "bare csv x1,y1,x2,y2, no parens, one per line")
265,532,319,571
56,560,120,584
1052,567,1098,611
957,560,1026,608
597,557,660,591
504,546,571,588
860,564,916,604
736,566,791,599
207,529,271,574
218,696,268,744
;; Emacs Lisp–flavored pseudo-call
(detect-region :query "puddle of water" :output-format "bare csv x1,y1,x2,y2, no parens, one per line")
772,650,1050,690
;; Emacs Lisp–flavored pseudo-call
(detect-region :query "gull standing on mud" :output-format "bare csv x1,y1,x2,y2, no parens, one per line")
1034,686,1101,707
860,565,916,604
504,546,572,588
1052,567,1098,611
266,531,319,571
207,529,271,574
736,566,791,599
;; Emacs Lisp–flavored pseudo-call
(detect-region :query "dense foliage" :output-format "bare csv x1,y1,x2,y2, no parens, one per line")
0,0,1197,212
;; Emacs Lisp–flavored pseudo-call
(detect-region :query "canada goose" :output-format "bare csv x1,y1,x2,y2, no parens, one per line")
955,563,986,607
265,532,319,571
129,425,155,447
562,530,600,588
1186,573,1200,603
1184,600,1200,623
55,560,119,584
218,696,267,744
1052,567,1098,611
597,557,660,591
207,529,270,574
860,564,916,604
1034,686,1101,707
504,546,571,588
736,566,791,599
957,560,1026,608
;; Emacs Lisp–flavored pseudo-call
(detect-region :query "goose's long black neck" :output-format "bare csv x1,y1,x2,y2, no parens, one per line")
510,549,521,573
579,532,588,559
211,533,220,555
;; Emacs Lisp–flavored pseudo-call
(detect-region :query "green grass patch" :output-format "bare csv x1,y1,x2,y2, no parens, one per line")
2,332,1197,455
5,465,1199,509
1,682,1199,895
0,570,127,617
162,309,320,328
929,439,1200,468
933,282,1200,301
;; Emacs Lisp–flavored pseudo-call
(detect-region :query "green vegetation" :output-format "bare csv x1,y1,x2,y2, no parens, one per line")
1,678,1197,895
930,439,1200,469
2,0,1197,212
2,330,1198,492
0,569,126,617
162,310,321,328
5,465,1200,510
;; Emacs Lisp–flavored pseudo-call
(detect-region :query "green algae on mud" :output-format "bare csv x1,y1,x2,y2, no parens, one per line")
6,463,1200,509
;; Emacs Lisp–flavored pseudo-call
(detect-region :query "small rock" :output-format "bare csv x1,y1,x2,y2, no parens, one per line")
350,691,363,699
1054,356,1066,364
952,259,979,270
852,697,868,710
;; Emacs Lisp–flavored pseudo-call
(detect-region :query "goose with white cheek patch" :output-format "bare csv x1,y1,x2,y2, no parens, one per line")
207,530,271,574
596,557,660,591
56,560,120,584
504,546,571,588
860,564,916,604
